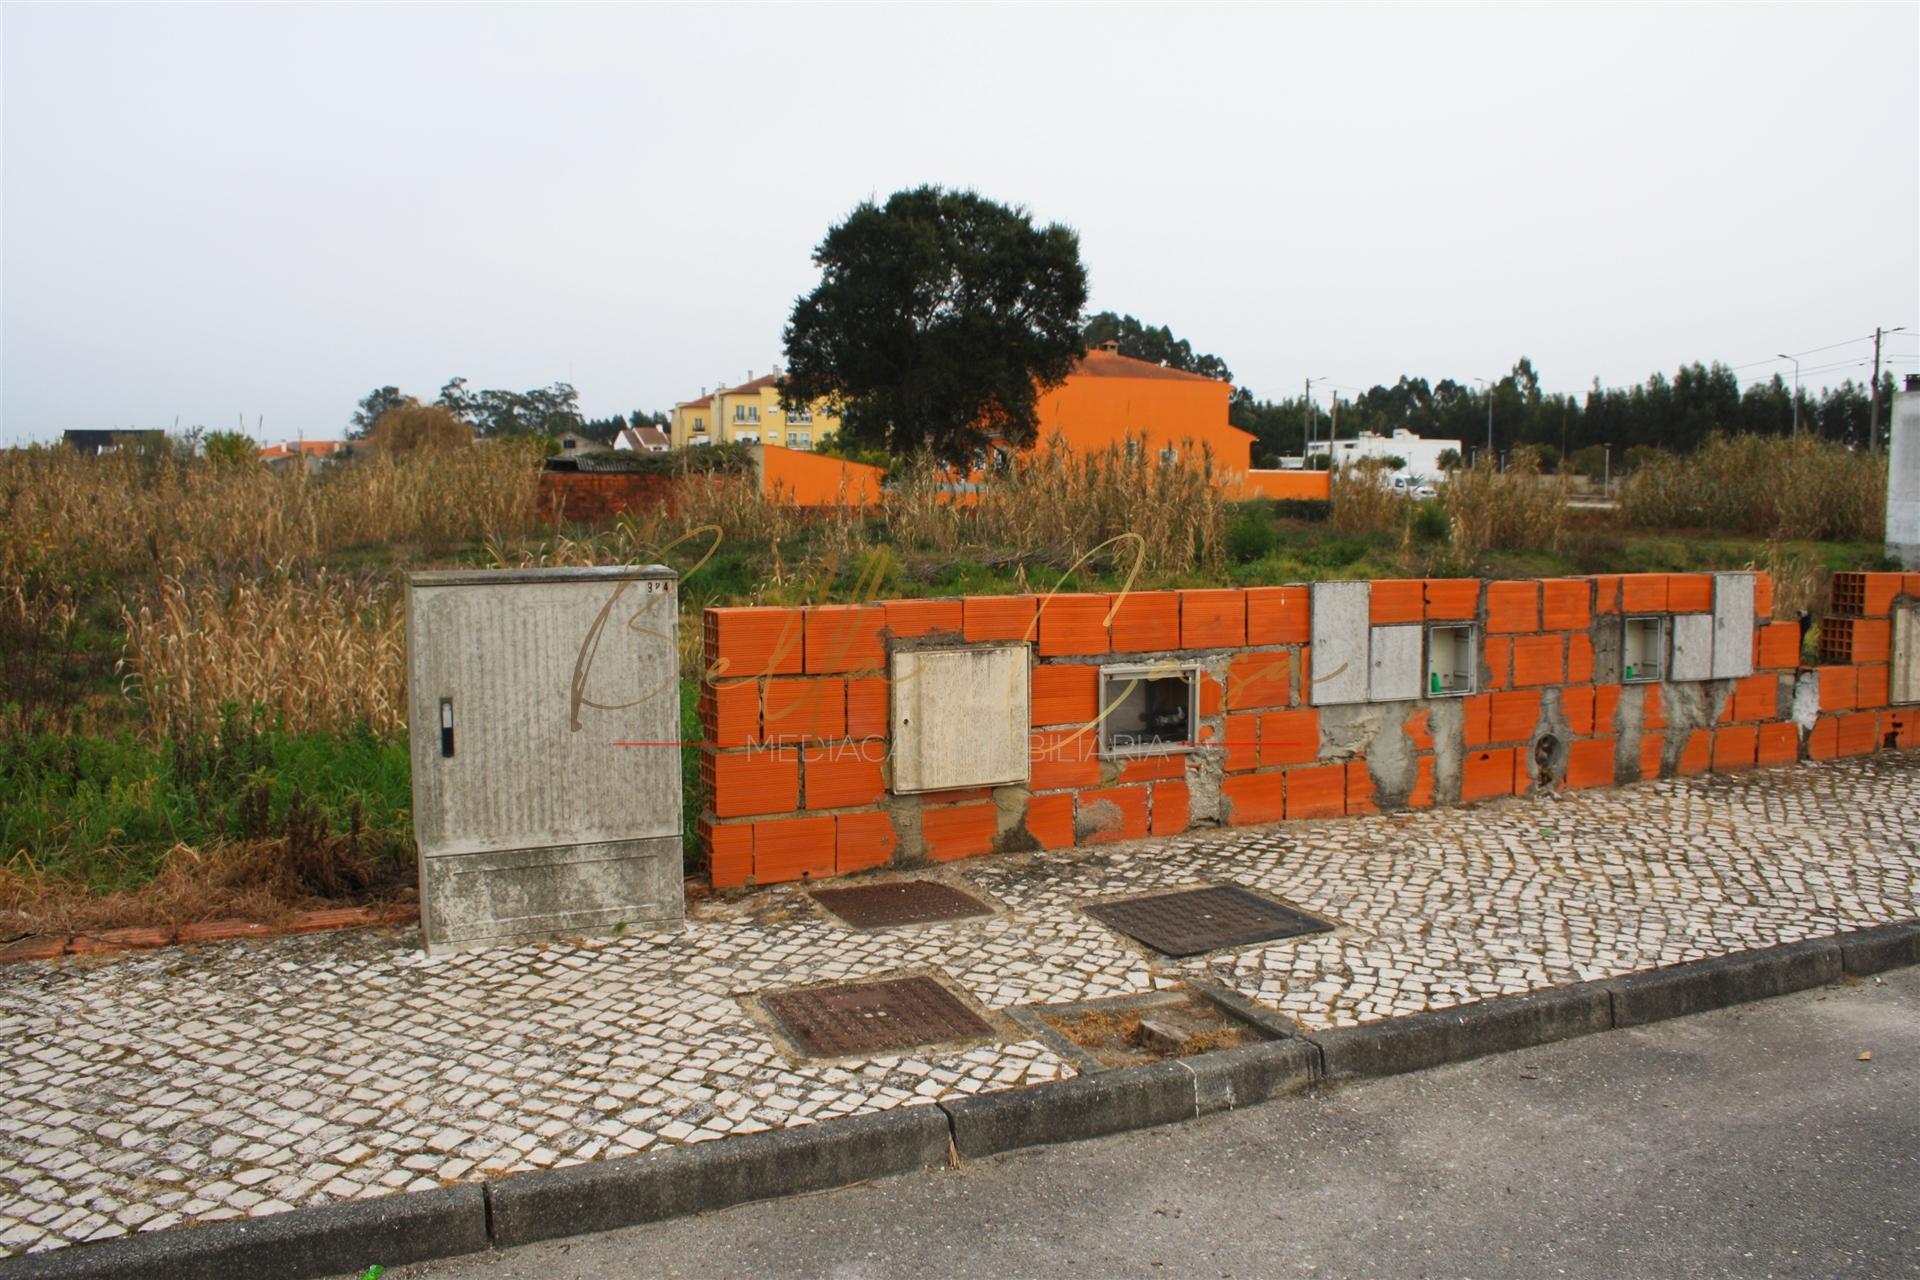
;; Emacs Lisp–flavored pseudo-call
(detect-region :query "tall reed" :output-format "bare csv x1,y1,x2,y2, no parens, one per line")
1621,434,1885,541
120,570,407,738
1444,453,1571,558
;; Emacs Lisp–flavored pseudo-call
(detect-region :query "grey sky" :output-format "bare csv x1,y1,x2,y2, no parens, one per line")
3,3,1916,445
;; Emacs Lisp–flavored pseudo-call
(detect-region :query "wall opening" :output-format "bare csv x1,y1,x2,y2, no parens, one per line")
1100,663,1199,756
1624,616,1665,683
1426,624,1477,697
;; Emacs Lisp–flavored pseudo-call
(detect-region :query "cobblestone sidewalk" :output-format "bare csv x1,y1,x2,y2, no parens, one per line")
2,754,1916,1257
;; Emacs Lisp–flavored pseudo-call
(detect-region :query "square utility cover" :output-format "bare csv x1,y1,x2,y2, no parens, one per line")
809,880,993,930
759,975,995,1058
1084,885,1332,958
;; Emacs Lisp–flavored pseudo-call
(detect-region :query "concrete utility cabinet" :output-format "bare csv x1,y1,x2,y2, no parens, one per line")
407,566,684,955
1889,380,1920,569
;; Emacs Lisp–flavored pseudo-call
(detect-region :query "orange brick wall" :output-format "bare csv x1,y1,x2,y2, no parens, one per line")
537,469,680,523
697,571,1919,889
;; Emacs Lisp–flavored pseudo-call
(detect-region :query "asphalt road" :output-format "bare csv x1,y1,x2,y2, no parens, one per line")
393,969,1919,1280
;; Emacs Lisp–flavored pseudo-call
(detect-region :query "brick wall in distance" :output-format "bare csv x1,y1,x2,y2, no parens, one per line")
697,571,1920,891
537,469,680,523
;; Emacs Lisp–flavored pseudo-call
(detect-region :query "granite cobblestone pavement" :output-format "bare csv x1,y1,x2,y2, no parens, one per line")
2,753,1916,1258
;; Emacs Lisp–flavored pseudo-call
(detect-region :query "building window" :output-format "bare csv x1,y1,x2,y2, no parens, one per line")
734,405,759,424
786,407,812,425
692,417,705,433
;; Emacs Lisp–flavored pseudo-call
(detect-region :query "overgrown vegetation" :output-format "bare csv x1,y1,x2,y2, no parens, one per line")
0,430,1897,927
1621,434,1886,541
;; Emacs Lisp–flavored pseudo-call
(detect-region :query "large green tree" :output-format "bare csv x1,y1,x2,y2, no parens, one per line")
1082,312,1233,384
781,186,1089,464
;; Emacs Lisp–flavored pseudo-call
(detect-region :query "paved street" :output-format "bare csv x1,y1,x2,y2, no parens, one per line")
397,968,1920,1280
0,753,1915,1258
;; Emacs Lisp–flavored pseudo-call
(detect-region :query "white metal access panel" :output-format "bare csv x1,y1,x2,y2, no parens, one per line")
407,565,683,954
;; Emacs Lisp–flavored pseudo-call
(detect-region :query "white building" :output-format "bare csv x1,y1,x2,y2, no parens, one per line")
1306,428,1462,483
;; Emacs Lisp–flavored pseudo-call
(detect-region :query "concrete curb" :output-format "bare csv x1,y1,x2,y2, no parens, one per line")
486,1104,952,1251
0,1183,484,1280
1837,920,1920,975
1603,938,1844,1028
9,918,1914,1279
1309,980,1614,1080
940,1059,1196,1160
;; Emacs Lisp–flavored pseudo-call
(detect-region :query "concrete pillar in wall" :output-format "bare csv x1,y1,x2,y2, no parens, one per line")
1310,581,1371,706
1890,378,1920,569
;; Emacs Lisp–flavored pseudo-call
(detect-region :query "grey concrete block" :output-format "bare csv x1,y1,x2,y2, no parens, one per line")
941,1061,1196,1159
1838,920,1920,975
1368,624,1423,703
1310,581,1371,706
1311,982,1613,1080
1,1183,486,1280
1670,612,1715,683
1605,939,1844,1027
1711,572,1756,679
421,836,683,955
487,1104,951,1250
1183,1038,1318,1115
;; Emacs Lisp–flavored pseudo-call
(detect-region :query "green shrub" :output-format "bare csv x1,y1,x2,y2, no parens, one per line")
1225,503,1279,563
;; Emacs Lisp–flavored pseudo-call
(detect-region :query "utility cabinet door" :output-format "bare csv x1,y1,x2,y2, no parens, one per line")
408,568,681,858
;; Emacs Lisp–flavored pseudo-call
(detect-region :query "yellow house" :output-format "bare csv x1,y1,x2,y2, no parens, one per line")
673,369,842,450
668,394,713,449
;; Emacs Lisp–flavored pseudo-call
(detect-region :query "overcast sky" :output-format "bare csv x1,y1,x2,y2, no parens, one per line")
3,3,1916,445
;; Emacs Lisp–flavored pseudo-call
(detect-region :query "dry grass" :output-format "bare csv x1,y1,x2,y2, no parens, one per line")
0,829,408,934
1764,540,1827,622
120,570,407,739
0,440,541,597
1621,434,1886,541
968,439,1228,578
1329,461,1404,534
1444,453,1572,558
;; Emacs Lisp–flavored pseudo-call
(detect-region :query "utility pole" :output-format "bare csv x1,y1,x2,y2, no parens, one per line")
1303,376,1327,463
1868,326,1907,454
1472,376,1494,464
1777,353,1801,436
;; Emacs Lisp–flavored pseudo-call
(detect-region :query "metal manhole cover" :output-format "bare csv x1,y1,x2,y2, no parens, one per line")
760,976,996,1058
1083,885,1332,958
809,880,992,930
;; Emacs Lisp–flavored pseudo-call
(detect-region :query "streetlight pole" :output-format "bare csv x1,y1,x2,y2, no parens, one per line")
1777,353,1801,436
1602,441,1611,500
1304,375,1327,464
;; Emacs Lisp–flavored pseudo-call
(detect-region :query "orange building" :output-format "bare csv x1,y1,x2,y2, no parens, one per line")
753,444,886,507
727,340,1328,507
1027,342,1327,502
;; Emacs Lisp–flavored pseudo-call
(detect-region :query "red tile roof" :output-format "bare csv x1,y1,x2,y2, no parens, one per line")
720,374,781,396
1070,348,1223,384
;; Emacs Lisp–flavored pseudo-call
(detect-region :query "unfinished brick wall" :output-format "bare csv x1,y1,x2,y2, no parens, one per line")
536,470,679,523
697,571,1920,890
